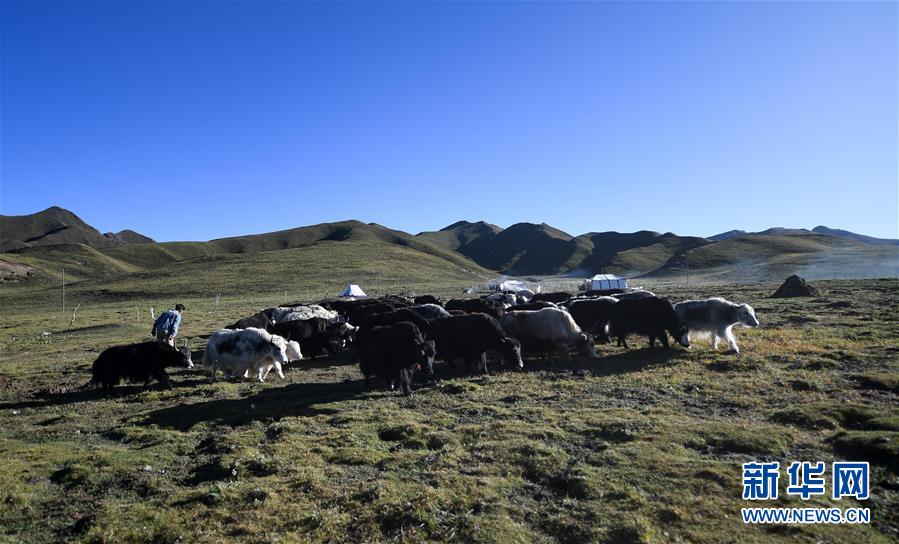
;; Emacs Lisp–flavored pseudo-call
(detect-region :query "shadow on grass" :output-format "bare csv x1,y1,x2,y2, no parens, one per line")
292,348,360,371
140,378,369,431
0,372,210,410
54,323,127,335
1,346,685,416
431,345,689,380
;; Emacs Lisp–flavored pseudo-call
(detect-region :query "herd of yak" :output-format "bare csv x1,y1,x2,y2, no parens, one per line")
89,288,760,396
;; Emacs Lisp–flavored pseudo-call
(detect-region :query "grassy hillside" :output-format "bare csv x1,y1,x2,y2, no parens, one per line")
103,230,156,245
467,223,580,275
572,232,710,276
812,226,899,247
4,208,896,285
1,218,491,298
649,234,899,282
415,221,502,253
0,279,896,543
605,234,711,276
2,244,142,284
204,220,480,273
418,223,713,277
0,240,490,311
0,206,153,251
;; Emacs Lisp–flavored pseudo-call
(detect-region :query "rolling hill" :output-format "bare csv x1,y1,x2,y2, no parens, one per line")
649,232,899,282
710,226,898,246
0,211,493,293
1,207,896,291
414,220,502,254
0,206,155,252
811,225,899,246
418,223,711,277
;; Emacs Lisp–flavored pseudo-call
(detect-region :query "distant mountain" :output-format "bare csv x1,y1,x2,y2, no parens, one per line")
709,226,897,246
812,226,899,247
464,222,579,275
593,228,707,275
420,220,898,278
420,221,586,275
709,227,813,240
756,227,813,236
648,232,898,281
708,230,747,241
2,207,896,286
0,206,155,251
418,222,711,276
104,229,156,245
1,209,491,285
416,220,502,253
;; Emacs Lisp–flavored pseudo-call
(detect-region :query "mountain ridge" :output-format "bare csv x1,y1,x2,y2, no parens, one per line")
2,207,896,285
0,206,156,252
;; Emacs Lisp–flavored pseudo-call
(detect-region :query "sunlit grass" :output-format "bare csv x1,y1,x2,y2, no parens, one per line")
0,279,896,542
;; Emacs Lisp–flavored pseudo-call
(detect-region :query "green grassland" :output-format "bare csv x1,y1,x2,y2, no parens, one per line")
0,278,897,543
4,208,897,288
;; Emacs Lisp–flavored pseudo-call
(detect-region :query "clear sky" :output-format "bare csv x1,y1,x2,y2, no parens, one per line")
1,1,896,241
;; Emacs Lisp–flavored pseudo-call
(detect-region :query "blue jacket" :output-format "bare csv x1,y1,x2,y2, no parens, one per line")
153,310,182,337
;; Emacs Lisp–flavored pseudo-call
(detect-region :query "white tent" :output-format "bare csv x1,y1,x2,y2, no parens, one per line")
590,274,628,291
339,284,367,298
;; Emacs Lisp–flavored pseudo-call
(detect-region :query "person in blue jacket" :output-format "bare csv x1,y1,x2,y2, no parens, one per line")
152,304,185,346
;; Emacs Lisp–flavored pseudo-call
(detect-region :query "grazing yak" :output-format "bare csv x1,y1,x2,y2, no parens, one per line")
360,322,436,396
406,303,452,322
380,295,414,307
202,328,290,382
674,298,759,353
283,340,303,362
90,341,194,392
271,317,355,359
348,301,397,326
514,289,535,301
500,308,597,360
612,290,656,301
510,301,558,311
319,298,374,316
530,291,574,304
484,292,518,307
584,288,624,297
566,297,619,342
609,297,689,349
355,309,432,353
413,295,441,306
429,313,523,374
226,310,275,333
271,304,339,323
444,298,506,319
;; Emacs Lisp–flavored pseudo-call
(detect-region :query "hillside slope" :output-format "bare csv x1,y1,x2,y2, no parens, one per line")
415,221,502,254
0,206,155,251
1,213,491,292
3,207,896,287
812,226,899,246
648,233,899,281
418,223,712,277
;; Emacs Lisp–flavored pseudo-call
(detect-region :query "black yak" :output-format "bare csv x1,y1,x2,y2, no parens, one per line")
91,341,193,392
360,322,436,396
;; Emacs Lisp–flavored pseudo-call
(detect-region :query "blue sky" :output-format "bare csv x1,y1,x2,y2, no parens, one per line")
2,1,896,241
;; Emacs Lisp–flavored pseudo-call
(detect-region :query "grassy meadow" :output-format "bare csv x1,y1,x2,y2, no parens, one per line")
0,275,897,543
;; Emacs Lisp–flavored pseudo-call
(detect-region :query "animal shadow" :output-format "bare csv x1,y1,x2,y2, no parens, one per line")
517,345,687,377
140,378,369,431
